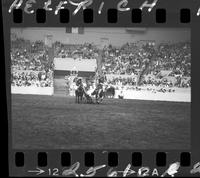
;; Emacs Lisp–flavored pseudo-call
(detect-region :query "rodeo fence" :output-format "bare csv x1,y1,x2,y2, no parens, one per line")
11,86,54,95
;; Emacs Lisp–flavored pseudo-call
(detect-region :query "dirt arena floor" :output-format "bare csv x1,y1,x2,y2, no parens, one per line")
11,94,190,149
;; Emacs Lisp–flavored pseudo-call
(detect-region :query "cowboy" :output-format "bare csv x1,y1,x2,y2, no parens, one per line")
94,75,105,99
76,78,88,95
76,77,82,87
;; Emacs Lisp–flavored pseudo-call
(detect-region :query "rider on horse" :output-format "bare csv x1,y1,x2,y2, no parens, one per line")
90,75,105,103
76,77,82,87
97,77,104,94
75,77,94,103
76,77,88,94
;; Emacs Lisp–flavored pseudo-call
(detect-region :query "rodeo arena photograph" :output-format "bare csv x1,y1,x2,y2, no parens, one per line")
11,28,191,149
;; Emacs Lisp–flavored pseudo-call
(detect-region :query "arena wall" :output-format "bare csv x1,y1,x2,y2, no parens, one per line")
11,86,54,95
54,70,95,78
115,89,191,102
54,58,97,72
12,28,190,46
11,86,190,102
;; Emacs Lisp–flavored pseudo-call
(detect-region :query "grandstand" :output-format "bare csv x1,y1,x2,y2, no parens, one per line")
10,28,191,101
11,28,191,150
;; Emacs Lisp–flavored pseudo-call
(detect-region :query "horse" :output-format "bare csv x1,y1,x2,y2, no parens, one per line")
91,85,115,103
105,86,115,98
75,85,94,104
91,88,104,104
75,85,85,103
84,93,94,104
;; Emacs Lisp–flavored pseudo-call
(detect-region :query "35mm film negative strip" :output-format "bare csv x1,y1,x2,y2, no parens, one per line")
1,0,200,177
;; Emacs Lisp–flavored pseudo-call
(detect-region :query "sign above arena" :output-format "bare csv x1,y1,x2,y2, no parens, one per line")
54,58,97,72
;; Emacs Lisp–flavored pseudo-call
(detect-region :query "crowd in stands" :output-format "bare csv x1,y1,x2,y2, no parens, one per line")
11,38,54,87
101,42,154,75
11,70,53,87
107,75,190,90
101,41,191,90
54,42,98,59
11,37,191,92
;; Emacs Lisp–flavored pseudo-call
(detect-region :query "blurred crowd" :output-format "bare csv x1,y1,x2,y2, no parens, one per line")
101,42,191,89
11,37,191,91
54,42,98,59
106,75,190,89
11,70,53,87
11,38,53,87
103,42,190,76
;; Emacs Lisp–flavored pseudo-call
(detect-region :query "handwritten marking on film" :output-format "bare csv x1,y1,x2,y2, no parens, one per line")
27,161,200,176
27,167,45,175
8,0,159,15
160,162,180,177
60,161,200,177
9,0,200,17
190,162,200,174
